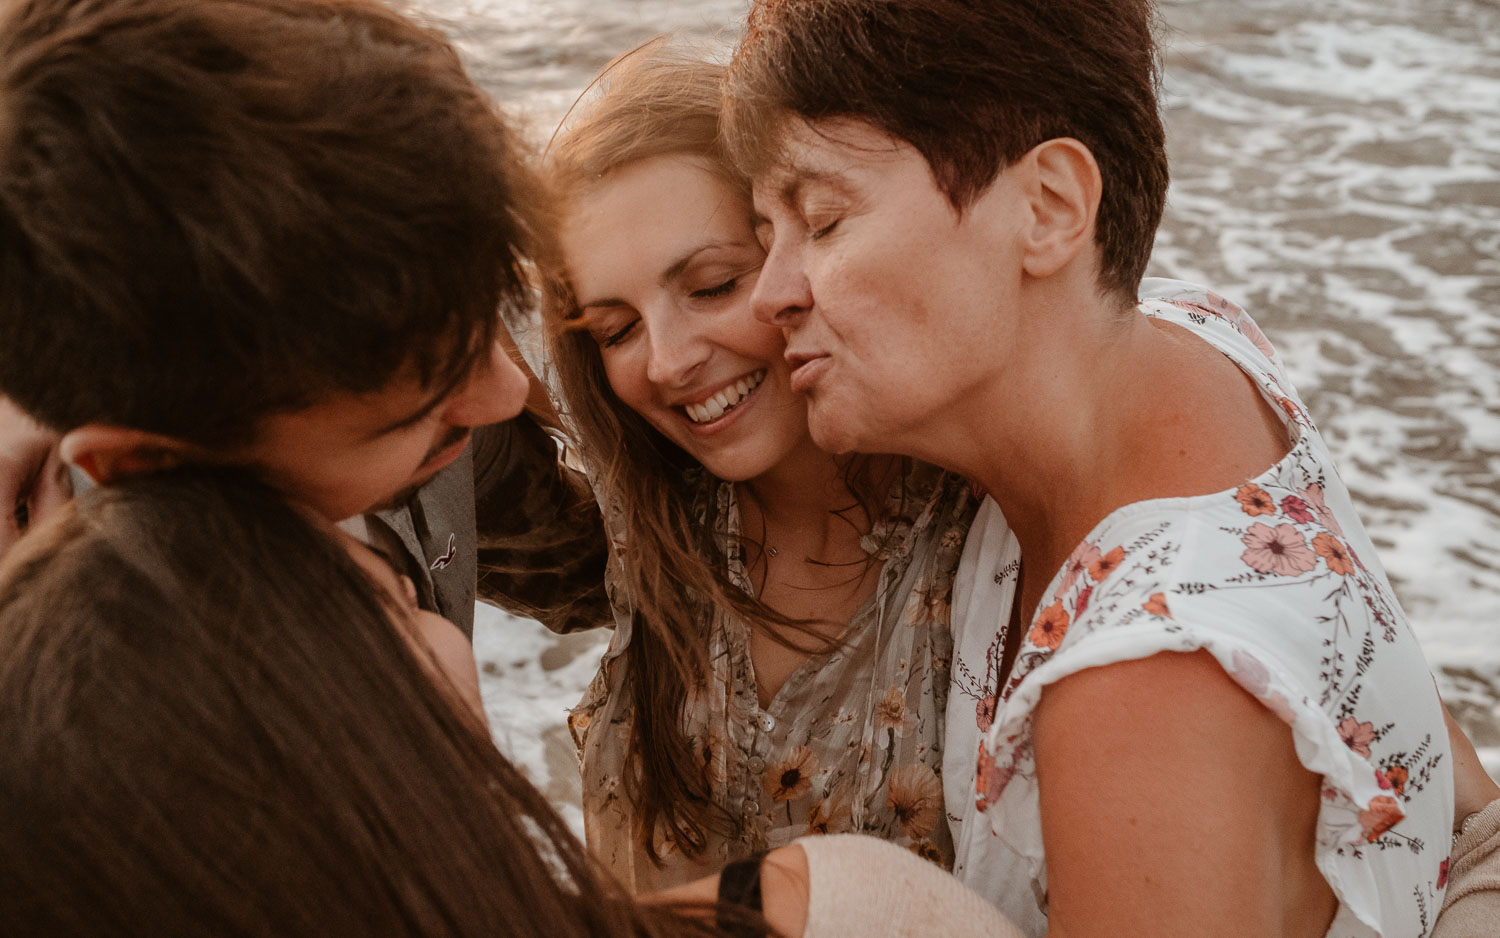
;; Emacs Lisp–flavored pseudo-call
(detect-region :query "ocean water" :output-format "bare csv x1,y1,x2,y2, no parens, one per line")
416,0,1500,807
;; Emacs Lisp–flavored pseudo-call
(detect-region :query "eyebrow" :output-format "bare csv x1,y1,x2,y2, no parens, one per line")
364,366,469,440
575,239,753,312
775,165,851,208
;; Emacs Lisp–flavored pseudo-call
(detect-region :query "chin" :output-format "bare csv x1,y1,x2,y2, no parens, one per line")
696,452,770,483
806,421,858,457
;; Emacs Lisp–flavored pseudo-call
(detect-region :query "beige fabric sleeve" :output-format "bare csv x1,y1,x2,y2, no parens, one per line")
797,834,1025,938
1435,797,1500,936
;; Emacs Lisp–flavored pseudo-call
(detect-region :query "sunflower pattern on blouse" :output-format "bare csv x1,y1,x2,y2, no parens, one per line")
572,463,977,893
973,290,1453,937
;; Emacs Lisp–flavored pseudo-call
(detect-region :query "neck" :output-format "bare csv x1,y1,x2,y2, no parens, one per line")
738,438,898,554
905,281,1167,613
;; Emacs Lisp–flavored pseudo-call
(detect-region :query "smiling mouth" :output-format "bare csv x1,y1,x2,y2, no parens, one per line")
682,369,767,424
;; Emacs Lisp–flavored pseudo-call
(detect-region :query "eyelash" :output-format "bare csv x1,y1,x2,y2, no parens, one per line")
809,220,839,241
690,278,737,300
600,320,637,348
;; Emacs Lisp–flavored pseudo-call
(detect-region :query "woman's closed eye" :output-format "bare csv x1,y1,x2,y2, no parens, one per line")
689,277,738,300
599,318,639,348
808,218,839,241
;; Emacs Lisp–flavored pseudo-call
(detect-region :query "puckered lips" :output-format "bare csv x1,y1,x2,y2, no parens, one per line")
785,348,831,394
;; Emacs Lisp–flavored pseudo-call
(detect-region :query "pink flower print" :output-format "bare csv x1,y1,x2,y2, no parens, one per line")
1375,768,1393,791
1299,484,1343,536
1060,541,1101,594
1201,290,1248,322
1339,717,1376,759
1229,649,1298,724
1240,523,1317,576
975,742,1015,813
1438,857,1450,890
1028,602,1070,650
1313,532,1355,576
976,695,998,734
1074,585,1094,619
1280,494,1314,523
1142,593,1171,617
1236,483,1276,517
1359,795,1404,843
1264,691,1298,725
1089,546,1125,582
1234,313,1278,361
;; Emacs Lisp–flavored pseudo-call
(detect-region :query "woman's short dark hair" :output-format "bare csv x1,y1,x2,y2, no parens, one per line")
0,0,550,446
723,0,1170,299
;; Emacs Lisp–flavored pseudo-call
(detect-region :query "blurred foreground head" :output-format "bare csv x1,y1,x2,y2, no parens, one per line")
0,470,706,936
0,0,545,448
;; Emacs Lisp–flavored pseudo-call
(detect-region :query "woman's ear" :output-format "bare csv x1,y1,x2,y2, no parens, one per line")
1018,138,1102,280
59,425,198,484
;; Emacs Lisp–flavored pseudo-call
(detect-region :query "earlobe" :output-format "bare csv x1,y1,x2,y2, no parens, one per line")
60,425,195,484
1019,138,1102,280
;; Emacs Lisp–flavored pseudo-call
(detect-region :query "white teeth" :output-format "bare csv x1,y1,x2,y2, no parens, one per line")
683,369,767,424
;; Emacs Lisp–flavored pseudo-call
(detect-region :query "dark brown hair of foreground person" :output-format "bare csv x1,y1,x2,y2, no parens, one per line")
722,0,1169,299
0,469,724,937
0,0,549,446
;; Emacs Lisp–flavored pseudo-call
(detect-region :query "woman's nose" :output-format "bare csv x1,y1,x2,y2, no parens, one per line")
644,319,710,389
751,237,813,328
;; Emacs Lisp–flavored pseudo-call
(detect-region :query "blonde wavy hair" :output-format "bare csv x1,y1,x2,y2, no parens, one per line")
540,42,810,864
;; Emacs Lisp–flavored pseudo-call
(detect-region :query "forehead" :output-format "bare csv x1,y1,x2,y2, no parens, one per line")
561,155,756,288
752,117,911,202
565,155,746,244
254,369,452,449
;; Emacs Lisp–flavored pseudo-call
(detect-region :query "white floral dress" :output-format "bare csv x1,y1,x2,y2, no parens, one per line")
571,464,977,892
949,281,1453,937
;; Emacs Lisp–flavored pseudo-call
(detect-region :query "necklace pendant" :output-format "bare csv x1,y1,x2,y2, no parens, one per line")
767,546,780,558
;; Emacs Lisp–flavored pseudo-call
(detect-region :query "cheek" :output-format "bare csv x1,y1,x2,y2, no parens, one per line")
739,318,788,360
601,350,655,415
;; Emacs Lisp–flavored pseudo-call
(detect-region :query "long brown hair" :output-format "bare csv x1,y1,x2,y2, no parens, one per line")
0,469,719,937
541,45,832,863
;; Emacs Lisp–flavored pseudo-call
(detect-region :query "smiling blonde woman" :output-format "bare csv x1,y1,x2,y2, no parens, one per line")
540,46,979,892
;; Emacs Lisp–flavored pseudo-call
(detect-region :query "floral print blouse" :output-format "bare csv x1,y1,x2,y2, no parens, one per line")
570,463,977,892
949,281,1454,937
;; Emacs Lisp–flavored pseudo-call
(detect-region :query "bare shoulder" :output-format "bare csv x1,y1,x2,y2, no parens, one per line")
1033,650,1336,937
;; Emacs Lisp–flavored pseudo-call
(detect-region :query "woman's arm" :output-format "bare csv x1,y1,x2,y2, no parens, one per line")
648,835,1026,938
1033,649,1335,938
1434,799,1500,936
1432,702,1500,935
1446,702,1500,827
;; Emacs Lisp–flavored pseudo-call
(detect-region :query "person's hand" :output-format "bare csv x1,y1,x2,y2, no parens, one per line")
644,845,809,938
0,397,71,556
1443,701,1500,827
